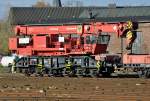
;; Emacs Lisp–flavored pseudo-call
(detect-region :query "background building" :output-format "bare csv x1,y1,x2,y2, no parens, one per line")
9,6,150,54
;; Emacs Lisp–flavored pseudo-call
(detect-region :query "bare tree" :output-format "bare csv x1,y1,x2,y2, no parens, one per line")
52,0,62,7
0,2,13,54
32,0,50,7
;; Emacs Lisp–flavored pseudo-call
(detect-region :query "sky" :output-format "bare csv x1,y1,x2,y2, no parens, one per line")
0,0,150,20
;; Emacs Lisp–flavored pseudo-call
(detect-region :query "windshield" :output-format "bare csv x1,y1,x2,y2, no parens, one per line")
86,35,96,44
85,35,110,44
97,35,110,44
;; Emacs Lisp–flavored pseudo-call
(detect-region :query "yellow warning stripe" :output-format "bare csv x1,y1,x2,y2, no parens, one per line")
127,21,133,29
126,30,133,40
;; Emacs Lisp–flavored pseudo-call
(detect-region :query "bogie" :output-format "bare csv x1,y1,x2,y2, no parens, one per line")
13,56,115,77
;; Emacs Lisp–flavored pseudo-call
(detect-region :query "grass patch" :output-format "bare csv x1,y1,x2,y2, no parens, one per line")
0,64,4,73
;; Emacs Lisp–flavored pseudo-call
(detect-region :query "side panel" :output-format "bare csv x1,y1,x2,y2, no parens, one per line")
9,38,17,50
18,48,32,56
123,54,150,64
33,36,47,49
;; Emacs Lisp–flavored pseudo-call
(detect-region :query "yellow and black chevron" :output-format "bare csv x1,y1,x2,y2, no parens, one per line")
126,21,133,30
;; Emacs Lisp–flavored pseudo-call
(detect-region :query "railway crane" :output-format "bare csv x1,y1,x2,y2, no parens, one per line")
8,20,150,77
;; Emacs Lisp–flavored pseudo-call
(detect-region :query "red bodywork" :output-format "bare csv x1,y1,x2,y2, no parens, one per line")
9,22,127,56
123,54,150,64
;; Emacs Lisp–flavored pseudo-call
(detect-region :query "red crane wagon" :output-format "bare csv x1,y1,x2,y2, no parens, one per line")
8,21,150,78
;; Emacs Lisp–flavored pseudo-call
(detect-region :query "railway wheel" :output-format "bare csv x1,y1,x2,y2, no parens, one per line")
51,69,58,76
101,73,111,77
90,69,97,77
138,69,150,78
58,68,64,77
66,69,74,77
76,69,83,77
24,68,31,77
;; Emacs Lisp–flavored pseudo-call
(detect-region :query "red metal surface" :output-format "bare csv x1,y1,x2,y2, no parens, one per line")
17,47,32,56
9,38,17,50
33,36,47,48
123,54,150,64
15,25,83,35
15,23,124,36
9,22,131,56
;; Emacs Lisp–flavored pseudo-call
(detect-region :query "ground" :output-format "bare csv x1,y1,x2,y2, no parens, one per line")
0,73,150,101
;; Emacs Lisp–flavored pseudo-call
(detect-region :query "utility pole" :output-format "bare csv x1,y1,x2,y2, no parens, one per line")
53,0,62,7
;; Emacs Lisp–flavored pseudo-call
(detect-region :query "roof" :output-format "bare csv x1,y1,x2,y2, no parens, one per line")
9,6,150,25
